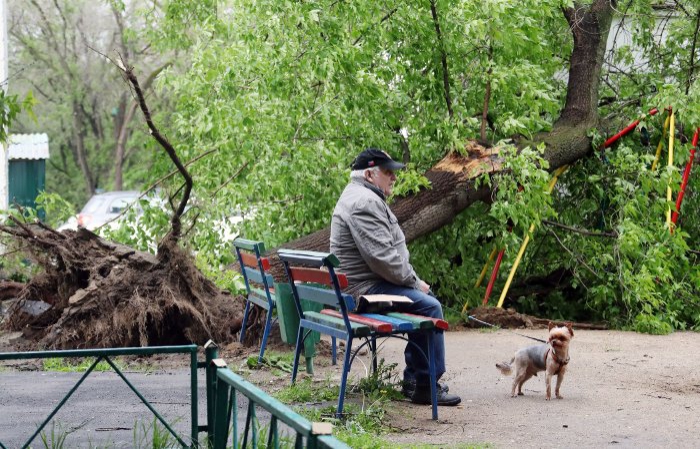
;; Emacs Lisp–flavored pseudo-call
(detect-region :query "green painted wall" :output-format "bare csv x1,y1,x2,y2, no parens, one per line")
9,159,46,220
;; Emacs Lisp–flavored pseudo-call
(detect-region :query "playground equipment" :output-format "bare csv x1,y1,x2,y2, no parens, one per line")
467,106,696,312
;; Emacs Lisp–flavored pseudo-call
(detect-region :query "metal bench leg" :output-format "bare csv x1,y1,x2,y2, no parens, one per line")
370,337,378,374
291,325,305,384
336,336,353,419
257,307,274,363
428,332,438,420
331,337,337,365
239,300,252,343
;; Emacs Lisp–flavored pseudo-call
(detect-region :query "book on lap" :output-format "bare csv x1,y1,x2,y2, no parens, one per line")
355,294,413,313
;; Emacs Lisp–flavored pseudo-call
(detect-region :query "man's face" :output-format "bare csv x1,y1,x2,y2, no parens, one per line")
367,166,397,196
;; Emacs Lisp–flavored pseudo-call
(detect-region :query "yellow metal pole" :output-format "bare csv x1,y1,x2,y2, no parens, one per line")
666,111,675,227
463,247,498,314
651,114,671,171
475,247,497,288
496,165,569,308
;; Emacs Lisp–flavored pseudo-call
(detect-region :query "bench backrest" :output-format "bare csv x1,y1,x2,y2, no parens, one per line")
233,238,274,303
277,249,355,318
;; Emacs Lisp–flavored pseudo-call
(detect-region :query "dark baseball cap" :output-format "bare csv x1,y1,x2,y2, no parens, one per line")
351,148,406,171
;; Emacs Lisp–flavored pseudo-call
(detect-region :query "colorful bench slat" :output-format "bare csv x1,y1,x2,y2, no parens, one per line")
240,251,271,270
360,313,423,331
290,267,348,289
320,309,393,333
394,312,449,330
385,312,436,330
304,311,371,338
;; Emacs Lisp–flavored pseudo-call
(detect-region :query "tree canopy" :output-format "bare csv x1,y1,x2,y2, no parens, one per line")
6,0,700,335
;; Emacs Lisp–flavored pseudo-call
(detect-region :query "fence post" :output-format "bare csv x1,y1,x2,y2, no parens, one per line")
204,340,219,445
210,358,231,449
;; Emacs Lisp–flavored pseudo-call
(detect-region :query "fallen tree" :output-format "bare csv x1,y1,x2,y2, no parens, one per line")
0,1,620,348
273,1,616,264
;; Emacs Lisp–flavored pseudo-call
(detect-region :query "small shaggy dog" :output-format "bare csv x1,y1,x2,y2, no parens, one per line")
496,322,574,400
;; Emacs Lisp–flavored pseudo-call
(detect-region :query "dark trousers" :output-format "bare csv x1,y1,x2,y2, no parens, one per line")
365,281,446,386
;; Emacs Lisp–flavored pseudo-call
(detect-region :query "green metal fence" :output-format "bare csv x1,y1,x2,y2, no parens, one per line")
1,343,349,449
0,345,199,449
205,343,349,449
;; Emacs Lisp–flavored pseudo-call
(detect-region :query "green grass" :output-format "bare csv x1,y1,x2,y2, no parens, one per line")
36,418,183,449
274,376,340,403
42,357,124,372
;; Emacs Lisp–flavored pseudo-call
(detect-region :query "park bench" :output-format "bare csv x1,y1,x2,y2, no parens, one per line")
277,248,444,420
233,238,276,363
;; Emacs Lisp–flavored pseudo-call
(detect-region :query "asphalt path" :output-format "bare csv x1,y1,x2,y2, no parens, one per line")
0,369,210,448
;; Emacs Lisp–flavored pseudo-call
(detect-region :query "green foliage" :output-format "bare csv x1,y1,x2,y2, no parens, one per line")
34,192,77,228
391,168,432,198
0,246,37,283
246,352,294,373
0,90,22,143
533,135,700,332
355,359,403,401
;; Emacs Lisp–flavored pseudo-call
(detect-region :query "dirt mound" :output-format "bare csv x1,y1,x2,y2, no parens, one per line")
0,223,245,349
466,306,546,329
464,306,608,330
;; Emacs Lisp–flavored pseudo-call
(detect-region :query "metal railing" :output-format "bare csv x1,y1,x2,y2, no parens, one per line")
1,342,349,449
0,345,199,449
205,344,349,449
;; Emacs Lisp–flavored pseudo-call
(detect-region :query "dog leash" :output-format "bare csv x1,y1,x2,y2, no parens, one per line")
467,315,547,343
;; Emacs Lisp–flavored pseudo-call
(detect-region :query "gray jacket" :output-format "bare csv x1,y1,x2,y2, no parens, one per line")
330,179,422,297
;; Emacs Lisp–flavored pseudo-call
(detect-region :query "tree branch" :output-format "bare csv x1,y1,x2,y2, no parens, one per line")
543,219,618,238
121,62,192,240
685,7,700,95
430,0,453,119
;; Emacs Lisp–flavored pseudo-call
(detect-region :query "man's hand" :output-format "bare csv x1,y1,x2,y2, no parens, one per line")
417,280,430,293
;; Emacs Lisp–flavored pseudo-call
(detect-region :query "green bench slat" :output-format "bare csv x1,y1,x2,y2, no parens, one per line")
295,284,355,310
304,311,371,337
233,238,265,252
278,249,340,268
244,266,274,287
248,291,273,310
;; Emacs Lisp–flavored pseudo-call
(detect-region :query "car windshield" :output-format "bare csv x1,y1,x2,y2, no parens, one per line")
79,191,141,217
108,197,134,214
81,196,111,214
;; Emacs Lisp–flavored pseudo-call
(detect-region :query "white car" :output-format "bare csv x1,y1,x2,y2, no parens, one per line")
58,191,142,231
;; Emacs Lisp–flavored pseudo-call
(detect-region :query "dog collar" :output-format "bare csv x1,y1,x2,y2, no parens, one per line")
545,347,569,375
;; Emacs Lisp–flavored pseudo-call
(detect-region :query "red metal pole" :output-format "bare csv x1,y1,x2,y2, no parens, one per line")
482,248,505,306
603,107,659,148
671,128,699,227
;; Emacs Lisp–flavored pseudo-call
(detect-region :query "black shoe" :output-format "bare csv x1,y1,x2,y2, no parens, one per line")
411,386,461,406
401,380,449,398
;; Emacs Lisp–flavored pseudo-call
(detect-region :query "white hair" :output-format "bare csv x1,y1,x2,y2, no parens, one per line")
350,166,380,181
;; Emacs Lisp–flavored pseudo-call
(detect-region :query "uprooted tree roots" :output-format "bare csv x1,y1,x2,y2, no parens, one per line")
0,222,245,349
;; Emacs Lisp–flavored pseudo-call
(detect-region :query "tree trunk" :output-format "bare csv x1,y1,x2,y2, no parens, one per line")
72,101,95,196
